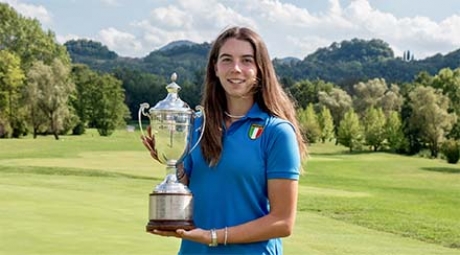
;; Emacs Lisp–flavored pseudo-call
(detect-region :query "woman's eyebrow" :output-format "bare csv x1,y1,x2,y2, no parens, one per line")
218,53,254,59
218,53,232,59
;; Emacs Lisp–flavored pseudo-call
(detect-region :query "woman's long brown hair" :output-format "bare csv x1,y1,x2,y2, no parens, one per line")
200,26,307,166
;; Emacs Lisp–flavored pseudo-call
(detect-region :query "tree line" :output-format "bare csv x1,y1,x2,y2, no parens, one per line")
291,72,460,163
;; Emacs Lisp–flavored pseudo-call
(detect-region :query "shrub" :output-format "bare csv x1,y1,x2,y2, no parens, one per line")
441,139,460,164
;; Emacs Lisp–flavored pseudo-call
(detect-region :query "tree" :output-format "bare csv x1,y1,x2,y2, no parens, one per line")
337,109,363,152
317,106,335,143
353,78,387,116
26,59,75,139
89,74,130,136
23,74,48,137
289,79,334,109
385,111,405,152
430,68,460,139
362,107,386,151
353,78,402,117
408,86,456,158
297,104,321,143
1,3,71,138
380,83,404,115
0,3,70,69
0,50,25,138
440,139,460,164
70,64,99,134
318,87,352,137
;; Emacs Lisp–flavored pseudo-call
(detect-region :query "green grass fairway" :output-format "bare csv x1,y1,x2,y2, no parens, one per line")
1,130,460,254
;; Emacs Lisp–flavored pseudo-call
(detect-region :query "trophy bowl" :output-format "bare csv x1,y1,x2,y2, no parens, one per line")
139,73,204,232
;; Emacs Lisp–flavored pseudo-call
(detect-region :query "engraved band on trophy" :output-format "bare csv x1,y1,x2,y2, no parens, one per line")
138,73,205,232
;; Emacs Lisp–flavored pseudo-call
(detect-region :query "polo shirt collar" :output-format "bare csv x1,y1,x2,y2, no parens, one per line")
246,102,268,120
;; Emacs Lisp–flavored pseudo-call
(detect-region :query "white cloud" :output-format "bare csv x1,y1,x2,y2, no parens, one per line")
149,5,192,29
131,0,256,54
100,0,120,7
286,35,331,59
1,0,52,24
125,0,459,59
55,33,81,45
255,0,318,26
98,28,143,57
2,0,459,59
335,0,460,59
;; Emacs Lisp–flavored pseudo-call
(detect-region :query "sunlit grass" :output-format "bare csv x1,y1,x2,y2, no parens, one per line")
1,130,460,254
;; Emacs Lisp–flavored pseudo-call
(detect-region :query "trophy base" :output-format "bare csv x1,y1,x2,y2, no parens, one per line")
146,220,195,232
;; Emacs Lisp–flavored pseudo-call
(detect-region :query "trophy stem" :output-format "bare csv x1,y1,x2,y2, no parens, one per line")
165,160,177,182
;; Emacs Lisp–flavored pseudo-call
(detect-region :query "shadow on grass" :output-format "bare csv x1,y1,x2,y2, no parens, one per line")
421,167,460,174
0,165,161,180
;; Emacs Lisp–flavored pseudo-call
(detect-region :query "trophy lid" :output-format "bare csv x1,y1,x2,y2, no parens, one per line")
150,73,191,113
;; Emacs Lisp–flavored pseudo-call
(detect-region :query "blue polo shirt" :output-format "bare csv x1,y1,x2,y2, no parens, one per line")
179,103,301,255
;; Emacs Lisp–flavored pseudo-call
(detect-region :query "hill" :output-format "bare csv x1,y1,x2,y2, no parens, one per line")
158,40,198,51
65,38,460,86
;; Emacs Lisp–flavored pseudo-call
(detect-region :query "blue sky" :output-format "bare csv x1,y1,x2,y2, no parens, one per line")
2,0,459,60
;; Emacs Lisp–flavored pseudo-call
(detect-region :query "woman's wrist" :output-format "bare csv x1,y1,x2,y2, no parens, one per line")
207,227,229,246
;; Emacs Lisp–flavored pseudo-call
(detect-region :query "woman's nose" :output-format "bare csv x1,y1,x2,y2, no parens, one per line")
231,61,242,72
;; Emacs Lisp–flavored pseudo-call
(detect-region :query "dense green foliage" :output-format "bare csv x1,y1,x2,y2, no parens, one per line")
0,3,129,138
65,39,118,60
0,3,71,138
337,109,363,151
441,139,460,164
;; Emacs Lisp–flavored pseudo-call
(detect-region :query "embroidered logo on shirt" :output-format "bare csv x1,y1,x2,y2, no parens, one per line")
249,124,264,140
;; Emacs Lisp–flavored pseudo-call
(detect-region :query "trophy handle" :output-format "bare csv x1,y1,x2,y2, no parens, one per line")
138,103,150,138
189,105,206,153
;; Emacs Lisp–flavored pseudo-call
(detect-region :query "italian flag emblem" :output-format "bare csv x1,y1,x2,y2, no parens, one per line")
249,124,264,140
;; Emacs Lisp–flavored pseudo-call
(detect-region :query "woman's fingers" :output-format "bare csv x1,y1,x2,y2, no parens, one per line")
141,126,160,161
150,229,182,238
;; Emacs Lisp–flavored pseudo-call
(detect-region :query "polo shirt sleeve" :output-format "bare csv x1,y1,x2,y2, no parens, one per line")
265,121,301,180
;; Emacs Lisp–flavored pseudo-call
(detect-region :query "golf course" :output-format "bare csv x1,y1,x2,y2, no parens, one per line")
1,129,459,255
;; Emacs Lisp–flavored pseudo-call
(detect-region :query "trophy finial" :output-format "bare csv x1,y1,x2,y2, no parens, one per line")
171,72,177,82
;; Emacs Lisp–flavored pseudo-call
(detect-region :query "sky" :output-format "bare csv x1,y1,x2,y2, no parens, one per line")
1,0,460,60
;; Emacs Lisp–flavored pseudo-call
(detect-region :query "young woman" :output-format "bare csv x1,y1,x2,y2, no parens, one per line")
142,26,307,254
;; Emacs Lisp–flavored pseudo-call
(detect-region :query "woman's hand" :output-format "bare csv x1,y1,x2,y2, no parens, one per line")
141,126,161,162
149,228,210,245
141,126,190,185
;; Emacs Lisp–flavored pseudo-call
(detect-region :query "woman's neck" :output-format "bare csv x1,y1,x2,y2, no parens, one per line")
226,96,254,118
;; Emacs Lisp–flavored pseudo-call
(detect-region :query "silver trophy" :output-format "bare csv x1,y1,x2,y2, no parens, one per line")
138,73,205,232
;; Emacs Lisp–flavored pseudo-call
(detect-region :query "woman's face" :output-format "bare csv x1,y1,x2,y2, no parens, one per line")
215,38,258,99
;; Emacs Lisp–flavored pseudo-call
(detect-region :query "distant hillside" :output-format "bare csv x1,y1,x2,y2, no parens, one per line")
65,38,460,87
142,41,211,81
65,39,118,60
274,57,301,65
158,40,198,51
